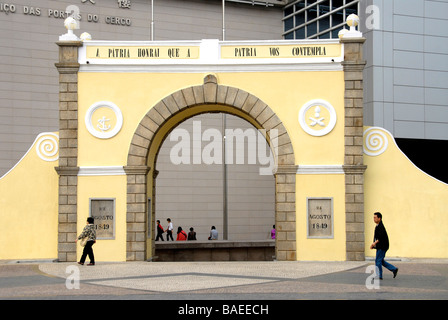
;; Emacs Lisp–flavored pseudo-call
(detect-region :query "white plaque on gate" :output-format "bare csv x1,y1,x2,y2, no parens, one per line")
89,198,115,239
307,197,333,239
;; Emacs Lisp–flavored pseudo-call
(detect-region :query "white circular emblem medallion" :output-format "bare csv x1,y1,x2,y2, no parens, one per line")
299,99,337,137
85,101,123,139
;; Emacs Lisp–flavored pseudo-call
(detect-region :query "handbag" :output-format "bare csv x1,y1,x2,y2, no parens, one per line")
80,237,88,247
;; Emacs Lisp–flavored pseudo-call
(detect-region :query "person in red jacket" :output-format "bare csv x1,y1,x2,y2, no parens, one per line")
176,226,187,241
155,220,164,241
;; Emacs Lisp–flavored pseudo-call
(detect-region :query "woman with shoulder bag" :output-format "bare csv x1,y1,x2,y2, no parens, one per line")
76,217,97,266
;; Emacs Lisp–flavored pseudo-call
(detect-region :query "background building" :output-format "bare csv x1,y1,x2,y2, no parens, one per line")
283,0,360,39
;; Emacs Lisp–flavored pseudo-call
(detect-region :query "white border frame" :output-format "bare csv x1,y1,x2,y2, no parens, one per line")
78,39,344,73
85,101,123,139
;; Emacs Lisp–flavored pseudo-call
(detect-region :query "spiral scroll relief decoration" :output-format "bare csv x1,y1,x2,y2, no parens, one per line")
363,127,389,156
35,133,59,162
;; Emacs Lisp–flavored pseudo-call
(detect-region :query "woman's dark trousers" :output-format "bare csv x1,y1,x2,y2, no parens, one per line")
80,241,95,264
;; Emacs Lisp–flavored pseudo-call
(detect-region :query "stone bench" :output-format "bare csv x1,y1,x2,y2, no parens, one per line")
154,240,275,261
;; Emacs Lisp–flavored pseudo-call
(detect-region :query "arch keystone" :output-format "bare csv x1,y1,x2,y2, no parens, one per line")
203,74,217,84
203,74,218,103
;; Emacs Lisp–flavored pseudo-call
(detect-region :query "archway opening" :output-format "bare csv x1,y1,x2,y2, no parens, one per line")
153,112,276,261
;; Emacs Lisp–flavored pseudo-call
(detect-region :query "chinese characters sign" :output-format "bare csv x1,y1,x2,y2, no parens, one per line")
82,0,131,9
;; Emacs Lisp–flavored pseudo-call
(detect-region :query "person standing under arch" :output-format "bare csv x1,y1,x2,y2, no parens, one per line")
166,218,174,241
155,220,164,241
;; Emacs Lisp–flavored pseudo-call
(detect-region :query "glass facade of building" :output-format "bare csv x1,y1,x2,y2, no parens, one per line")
283,0,360,39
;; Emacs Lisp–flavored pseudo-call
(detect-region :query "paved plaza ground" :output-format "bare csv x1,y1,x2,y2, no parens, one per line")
0,259,447,302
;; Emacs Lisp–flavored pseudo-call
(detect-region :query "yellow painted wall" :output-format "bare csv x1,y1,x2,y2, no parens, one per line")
296,174,346,261
364,127,448,259
0,133,59,260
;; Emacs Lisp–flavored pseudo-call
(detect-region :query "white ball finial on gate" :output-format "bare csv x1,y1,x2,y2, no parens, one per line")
80,32,92,41
346,14,360,29
341,14,363,39
59,17,80,41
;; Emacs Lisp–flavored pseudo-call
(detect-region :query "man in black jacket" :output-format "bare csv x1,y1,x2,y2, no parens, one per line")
370,212,398,280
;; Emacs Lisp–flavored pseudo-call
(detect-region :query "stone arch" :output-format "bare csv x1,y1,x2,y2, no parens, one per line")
124,74,297,261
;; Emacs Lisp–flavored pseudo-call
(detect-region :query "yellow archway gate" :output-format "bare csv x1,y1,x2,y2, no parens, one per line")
54,32,367,262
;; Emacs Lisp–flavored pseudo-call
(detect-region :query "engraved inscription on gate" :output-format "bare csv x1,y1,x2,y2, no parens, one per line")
89,198,115,239
307,198,333,238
